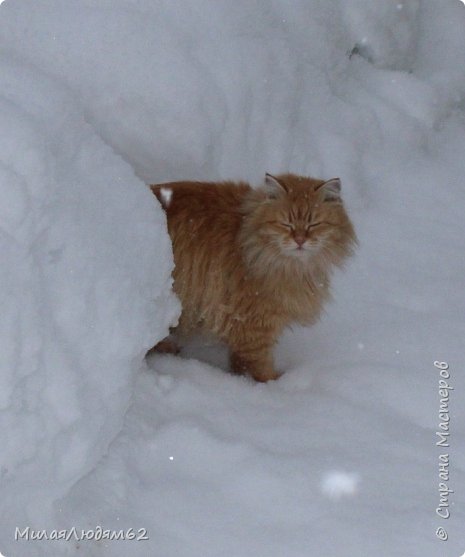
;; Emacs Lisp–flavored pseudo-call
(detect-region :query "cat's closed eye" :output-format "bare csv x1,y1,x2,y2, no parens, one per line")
305,222,323,230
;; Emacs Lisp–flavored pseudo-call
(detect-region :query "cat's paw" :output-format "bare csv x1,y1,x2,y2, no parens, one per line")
250,369,282,383
230,352,281,382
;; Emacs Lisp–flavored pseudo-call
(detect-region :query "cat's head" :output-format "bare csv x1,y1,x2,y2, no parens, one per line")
240,173,356,272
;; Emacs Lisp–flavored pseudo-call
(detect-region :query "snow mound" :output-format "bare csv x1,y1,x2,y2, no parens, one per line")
0,56,178,553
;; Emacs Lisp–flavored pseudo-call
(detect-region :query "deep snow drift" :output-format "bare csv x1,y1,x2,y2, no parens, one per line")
0,28,178,556
1,1,465,556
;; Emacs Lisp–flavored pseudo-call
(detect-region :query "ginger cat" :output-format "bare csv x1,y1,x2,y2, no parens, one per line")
150,173,356,382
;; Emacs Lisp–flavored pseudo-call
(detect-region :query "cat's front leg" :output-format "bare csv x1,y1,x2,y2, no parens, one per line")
230,347,280,382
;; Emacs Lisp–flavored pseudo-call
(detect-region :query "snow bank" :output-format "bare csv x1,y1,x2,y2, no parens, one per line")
1,1,465,556
0,0,435,189
0,52,177,556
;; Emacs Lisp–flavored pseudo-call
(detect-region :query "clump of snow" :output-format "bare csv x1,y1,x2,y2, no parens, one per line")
159,187,173,208
321,471,360,499
343,0,421,70
1,1,465,557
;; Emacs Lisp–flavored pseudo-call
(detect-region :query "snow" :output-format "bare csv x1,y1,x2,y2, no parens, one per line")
1,1,465,556
0,26,178,557
321,471,360,499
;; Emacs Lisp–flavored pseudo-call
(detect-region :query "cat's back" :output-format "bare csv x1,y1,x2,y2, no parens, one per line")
150,180,250,223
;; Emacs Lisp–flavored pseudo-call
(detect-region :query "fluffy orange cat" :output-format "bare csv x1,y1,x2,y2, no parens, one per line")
150,173,356,382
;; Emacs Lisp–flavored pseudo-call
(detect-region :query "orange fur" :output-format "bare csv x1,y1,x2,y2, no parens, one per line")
150,173,356,382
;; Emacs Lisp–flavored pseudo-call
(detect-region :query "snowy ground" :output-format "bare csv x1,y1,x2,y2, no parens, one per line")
1,1,464,556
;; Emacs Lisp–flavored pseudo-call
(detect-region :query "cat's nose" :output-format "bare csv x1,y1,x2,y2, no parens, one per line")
294,235,306,247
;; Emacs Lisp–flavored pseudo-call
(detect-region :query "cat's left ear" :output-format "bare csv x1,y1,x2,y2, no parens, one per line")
264,173,287,198
316,178,341,202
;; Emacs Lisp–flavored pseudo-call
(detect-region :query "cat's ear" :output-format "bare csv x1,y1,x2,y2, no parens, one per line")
316,178,341,202
264,173,287,198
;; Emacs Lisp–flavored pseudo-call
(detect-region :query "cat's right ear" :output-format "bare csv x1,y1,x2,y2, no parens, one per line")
264,173,287,198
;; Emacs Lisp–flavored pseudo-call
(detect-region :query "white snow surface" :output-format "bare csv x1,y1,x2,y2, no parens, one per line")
1,1,465,556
